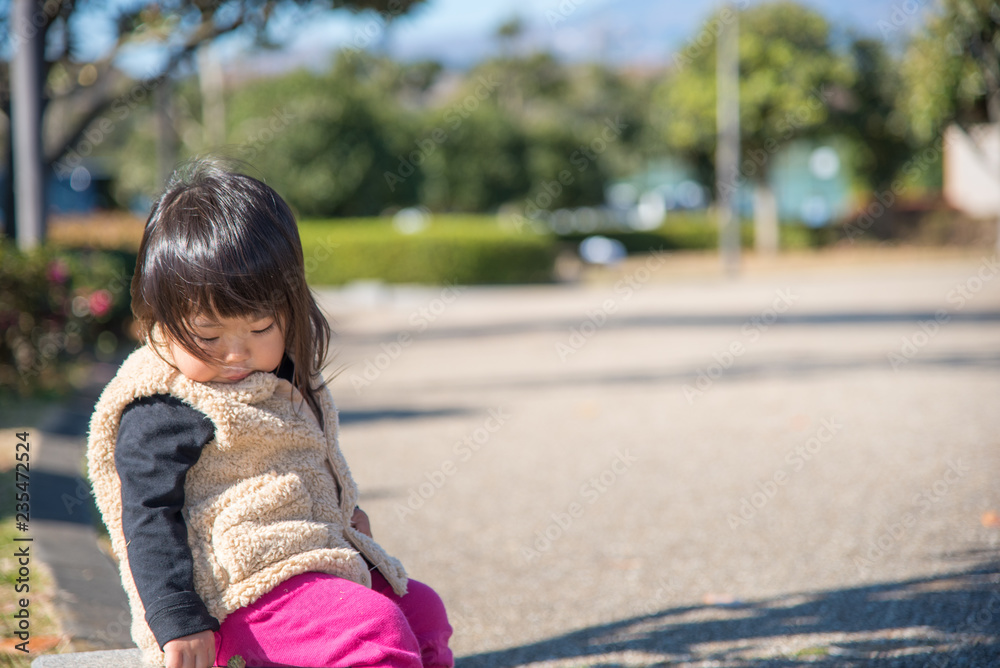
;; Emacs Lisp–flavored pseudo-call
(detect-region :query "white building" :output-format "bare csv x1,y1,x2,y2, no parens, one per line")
944,123,1000,219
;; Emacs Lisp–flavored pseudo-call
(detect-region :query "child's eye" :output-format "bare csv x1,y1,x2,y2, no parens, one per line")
252,323,275,335
195,336,219,344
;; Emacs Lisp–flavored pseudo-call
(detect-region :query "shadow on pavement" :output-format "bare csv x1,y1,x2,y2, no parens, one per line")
460,562,1000,667
337,310,1000,346
416,351,1000,395
339,407,472,424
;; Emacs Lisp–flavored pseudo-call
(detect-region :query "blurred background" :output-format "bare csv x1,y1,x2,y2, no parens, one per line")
2,0,1000,392
1,1,1000,666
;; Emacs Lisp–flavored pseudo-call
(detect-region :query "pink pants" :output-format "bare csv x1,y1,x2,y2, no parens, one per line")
213,571,453,668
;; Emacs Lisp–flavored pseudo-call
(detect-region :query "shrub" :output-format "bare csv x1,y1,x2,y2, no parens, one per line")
298,216,558,285
0,242,134,397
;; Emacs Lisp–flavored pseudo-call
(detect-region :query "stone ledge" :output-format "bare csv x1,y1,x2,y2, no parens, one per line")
31,649,146,667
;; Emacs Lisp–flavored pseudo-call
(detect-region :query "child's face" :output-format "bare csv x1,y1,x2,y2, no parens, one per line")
168,312,286,383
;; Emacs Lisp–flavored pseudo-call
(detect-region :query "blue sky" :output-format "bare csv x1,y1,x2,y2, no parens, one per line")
97,0,935,75
261,0,931,67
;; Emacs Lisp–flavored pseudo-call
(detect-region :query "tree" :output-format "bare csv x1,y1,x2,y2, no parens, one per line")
652,1,850,252
900,0,1000,250
1,0,427,244
245,53,426,216
835,38,913,195
495,16,524,58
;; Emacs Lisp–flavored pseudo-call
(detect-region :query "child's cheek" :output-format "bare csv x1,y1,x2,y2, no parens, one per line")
170,343,218,382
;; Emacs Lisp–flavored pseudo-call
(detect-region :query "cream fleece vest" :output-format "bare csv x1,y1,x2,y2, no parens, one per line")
87,345,407,666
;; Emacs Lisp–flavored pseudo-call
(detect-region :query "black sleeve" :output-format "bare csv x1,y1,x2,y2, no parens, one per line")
115,394,220,648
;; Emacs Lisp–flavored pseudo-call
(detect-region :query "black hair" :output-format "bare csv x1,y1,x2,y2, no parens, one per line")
131,158,331,419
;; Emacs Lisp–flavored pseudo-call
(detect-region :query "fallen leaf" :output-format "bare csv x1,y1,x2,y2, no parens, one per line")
0,635,63,654
703,592,738,606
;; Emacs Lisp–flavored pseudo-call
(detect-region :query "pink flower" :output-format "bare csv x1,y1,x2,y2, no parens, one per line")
47,259,70,284
88,290,113,318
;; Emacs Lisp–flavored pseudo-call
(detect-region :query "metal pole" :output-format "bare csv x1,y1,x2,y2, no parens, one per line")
198,46,226,148
155,77,177,189
12,0,46,251
716,2,740,277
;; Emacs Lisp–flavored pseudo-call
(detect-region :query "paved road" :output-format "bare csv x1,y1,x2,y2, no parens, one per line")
20,248,1000,667
317,249,1000,666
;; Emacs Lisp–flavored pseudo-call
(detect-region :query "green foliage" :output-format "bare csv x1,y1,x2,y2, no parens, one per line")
0,244,135,397
900,0,998,143
151,48,654,218
555,213,827,252
228,55,426,217
652,1,851,182
298,216,558,285
418,104,532,212
833,39,914,193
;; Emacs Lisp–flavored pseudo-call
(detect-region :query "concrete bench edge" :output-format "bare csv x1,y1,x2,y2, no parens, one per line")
31,648,147,668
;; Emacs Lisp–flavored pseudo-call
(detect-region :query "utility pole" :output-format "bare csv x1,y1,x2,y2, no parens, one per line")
198,46,226,149
155,77,177,188
12,0,46,251
716,2,740,278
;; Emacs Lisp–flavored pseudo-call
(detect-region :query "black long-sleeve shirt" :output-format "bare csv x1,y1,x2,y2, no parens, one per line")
114,356,297,648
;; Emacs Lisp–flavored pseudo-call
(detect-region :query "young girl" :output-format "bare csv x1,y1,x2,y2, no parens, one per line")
87,160,453,668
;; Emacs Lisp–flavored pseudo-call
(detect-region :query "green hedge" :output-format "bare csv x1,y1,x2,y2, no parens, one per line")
297,216,558,285
555,212,830,253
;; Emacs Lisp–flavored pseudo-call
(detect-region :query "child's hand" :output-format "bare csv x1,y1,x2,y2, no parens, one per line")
163,629,215,668
351,506,373,537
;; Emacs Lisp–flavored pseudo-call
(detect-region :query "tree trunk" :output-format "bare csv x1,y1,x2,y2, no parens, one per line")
753,180,779,256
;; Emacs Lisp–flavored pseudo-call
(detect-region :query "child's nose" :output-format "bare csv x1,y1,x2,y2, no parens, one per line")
223,340,251,363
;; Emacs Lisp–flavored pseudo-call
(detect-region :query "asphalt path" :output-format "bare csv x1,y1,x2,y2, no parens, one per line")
319,249,1000,667
21,248,1000,667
